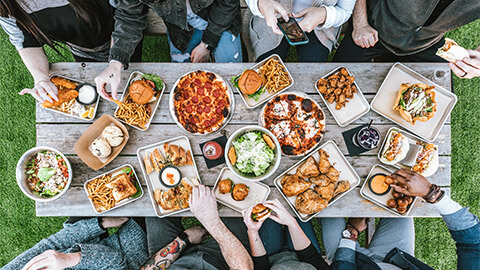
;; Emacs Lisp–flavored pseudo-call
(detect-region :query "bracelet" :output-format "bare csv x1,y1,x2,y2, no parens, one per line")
432,190,446,204
346,224,360,235
423,184,442,203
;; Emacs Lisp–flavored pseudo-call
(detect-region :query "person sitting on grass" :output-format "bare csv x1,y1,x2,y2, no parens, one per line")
242,199,329,269
333,0,480,79
141,185,253,270
1,217,148,270
320,169,480,269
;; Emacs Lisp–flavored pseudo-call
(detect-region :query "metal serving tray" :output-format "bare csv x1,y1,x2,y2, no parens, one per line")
169,70,235,135
84,164,143,214
370,62,457,142
360,164,417,216
378,127,428,169
232,54,294,109
45,74,100,121
213,167,271,212
314,66,370,127
114,71,165,131
136,136,201,218
274,140,361,222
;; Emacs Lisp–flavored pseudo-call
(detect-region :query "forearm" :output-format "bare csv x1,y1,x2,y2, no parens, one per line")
205,220,254,270
287,221,311,251
247,230,266,257
141,236,186,270
18,47,50,82
320,0,356,29
351,0,368,27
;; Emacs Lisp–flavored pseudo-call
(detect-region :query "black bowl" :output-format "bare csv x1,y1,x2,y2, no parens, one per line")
368,173,391,196
75,83,98,106
159,165,182,188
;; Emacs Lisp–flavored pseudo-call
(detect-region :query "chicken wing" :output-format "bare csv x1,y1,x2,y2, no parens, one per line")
334,180,351,197
310,174,330,186
318,149,331,174
295,190,329,215
314,183,335,201
326,166,340,183
281,174,311,197
296,156,319,178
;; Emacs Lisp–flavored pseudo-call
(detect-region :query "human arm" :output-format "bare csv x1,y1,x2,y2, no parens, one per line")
449,46,480,79
95,0,147,100
242,205,270,270
245,0,289,35
141,226,206,270
350,0,378,48
294,0,356,33
330,218,367,270
263,200,329,269
189,185,254,270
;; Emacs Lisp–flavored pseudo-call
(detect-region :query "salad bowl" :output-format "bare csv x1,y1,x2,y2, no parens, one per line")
16,146,73,202
225,125,281,181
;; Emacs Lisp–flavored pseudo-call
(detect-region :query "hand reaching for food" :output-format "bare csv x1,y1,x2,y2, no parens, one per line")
94,60,123,100
242,205,265,232
390,169,432,197
19,79,58,103
262,199,296,227
189,185,220,229
294,7,327,33
22,250,81,270
449,48,480,79
258,0,289,35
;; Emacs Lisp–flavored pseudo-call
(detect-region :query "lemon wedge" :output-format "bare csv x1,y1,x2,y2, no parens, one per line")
81,108,94,119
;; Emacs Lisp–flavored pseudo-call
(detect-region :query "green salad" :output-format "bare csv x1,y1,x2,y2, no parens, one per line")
233,131,275,176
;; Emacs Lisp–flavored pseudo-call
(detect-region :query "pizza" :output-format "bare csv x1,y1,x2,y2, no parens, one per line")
262,93,325,155
172,70,232,134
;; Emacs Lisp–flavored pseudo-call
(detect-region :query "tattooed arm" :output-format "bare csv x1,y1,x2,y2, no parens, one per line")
141,236,186,270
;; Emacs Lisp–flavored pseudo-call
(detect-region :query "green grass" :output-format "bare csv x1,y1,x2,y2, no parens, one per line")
1,20,479,269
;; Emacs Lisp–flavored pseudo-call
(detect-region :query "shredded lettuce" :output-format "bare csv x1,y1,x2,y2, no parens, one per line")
38,167,55,182
233,131,275,176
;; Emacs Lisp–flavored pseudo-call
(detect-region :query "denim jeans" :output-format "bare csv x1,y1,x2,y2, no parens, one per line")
259,218,322,256
320,218,415,264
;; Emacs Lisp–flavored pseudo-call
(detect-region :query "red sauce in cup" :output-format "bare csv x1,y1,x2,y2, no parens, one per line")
203,141,223,160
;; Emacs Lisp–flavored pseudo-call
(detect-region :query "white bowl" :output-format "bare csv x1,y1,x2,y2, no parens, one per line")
16,146,73,202
225,126,281,181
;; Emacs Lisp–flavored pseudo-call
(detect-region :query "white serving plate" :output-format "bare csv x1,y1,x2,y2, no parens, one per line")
314,66,370,127
378,127,427,169
84,164,143,214
44,74,100,121
213,167,271,212
274,140,360,222
370,62,457,142
114,71,165,131
169,70,234,135
258,91,326,157
232,54,294,109
136,136,201,218
360,164,417,216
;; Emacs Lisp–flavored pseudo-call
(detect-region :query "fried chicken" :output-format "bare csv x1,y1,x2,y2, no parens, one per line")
296,156,320,178
310,174,330,186
314,183,335,201
326,166,340,183
281,174,311,197
318,149,331,174
295,190,328,215
42,89,79,108
334,180,351,197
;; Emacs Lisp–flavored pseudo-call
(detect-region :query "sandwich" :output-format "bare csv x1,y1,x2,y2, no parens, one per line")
412,143,439,177
380,130,410,165
129,80,154,105
232,183,249,201
144,153,154,174
235,69,264,99
106,173,138,202
393,83,436,125
436,38,470,62
251,203,272,222
218,178,234,194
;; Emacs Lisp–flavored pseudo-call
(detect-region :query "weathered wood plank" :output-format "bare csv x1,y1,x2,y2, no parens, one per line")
36,123,451,156
36,94,452,125
35,186,449,218
64,155,451,187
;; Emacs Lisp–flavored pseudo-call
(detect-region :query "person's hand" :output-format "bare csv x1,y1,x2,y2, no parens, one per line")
262,200,296,227
352,23,378,48
390,169,432,197
347,218,367,234
191,42,210,63
294,7,327,33
189,185,220,229
449,48,480,79
242,205,266,232
258,0,289,35
184,226,207,245
101,217,129,229
94,60,123,100
22,250,81,270
19,79,58,103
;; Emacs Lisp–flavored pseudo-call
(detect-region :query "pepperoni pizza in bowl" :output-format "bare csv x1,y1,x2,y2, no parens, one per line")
260,92,326,156
170,70,234,135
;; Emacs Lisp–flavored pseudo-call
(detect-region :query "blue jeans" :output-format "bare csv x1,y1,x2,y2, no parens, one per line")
167,29,242,63
259,218,322,256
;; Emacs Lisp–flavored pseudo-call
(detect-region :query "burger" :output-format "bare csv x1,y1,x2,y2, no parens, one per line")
129,80,154,105
218,178,234,194
436,38,470,62
251,203,271,222
232,183,249,201
237,69,264,96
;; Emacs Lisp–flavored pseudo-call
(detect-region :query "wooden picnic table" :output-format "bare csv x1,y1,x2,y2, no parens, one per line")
35,62,452,218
